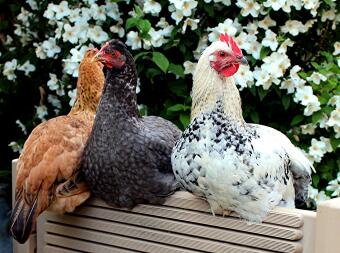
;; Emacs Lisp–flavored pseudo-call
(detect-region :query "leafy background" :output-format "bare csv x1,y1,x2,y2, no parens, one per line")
0,0,339,217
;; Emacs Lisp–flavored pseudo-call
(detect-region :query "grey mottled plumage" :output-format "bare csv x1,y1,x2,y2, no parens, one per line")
81,40,181,208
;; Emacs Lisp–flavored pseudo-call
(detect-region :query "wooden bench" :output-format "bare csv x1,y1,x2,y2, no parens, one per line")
11,159,340,253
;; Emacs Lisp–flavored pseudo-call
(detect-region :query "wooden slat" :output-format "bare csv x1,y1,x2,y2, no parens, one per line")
86,202,302,241
45,215,269,253
45,235,141,253
44,245,80,253
130,192,304,228
44,225,198,253
51,206,302,253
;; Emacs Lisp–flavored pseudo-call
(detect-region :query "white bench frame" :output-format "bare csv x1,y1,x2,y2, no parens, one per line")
11,159,340,253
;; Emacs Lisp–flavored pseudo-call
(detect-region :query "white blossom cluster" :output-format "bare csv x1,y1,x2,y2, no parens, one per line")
1,0,339,205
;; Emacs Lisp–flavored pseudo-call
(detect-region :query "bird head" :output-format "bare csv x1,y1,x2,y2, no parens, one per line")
206,33,248,77
95,39,127,69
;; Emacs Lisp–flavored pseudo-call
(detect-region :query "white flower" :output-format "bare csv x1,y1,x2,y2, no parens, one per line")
182,18,199,33
262,52,290,78
183,61,197,75
16,119,27,135
63,46,89,77
321,9,336,22
263,0,286,11
318,113,329,129
253,67,271,89
126,31,142,50
26,0,38,10
170,0,198,16
62,24,79,44
333,42,340,55
170,8,184,24
309,138,326,162
278,38,294,54
300,123,316,135
3,59,17,80
303,0,320,16
144,0,162,16
326,108,340,127
17,7,31,26
53,1,71,20
208,19,238,42
193,35,208,60
280,79,296,94
106,1,121,21
294,86,315,105
306,72,327,84
234,65,254,90
236,0,261,17
41,38,61,58
245,22,258,35
17,60,36,75
261,30,278,51
110,20,125,38
148,28,167,47
281,20,305,36
320,136,333,153
47,73,59,91
304,97,321,116
258,15,276,29
43,3,56,20
87,26,109,44
35,105,48,120
48,94,62,109
8,141,23,153
327,177,340,197
90,4,106,21
68,88,77,106
328,95,340,108
308,186,330,206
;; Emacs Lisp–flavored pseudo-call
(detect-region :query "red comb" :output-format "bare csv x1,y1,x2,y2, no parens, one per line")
219,33,242,56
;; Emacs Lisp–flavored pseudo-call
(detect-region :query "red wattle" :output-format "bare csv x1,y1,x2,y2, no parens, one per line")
221,64,240,77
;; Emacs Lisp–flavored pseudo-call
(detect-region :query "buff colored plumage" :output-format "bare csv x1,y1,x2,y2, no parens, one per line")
10,49,104,243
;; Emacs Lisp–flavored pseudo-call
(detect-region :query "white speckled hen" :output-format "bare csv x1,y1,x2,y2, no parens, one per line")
81,40,181,208
171,34,313,222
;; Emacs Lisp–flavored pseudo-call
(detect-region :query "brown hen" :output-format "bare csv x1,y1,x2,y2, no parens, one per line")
10,49,105,243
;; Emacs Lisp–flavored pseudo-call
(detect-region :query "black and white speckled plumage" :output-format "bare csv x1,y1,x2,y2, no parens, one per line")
81,40,181,208
171,40,313,222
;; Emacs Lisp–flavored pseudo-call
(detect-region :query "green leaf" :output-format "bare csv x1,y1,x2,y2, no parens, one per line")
250,111,259,123
125,17,139,30
320,51,333,62
134,52,149,62
137,19,151,34
323,0,333,6
282,95,290,110
167,104,190,112
298,72,308,79
203,4,214,17
291,115,304,126
134,4,144,18
179,113,190,129
312,111,323,124
312,174,320,187
260,47,270,60
145,68,161,81
152,52,169,73
311,62,319,70
168,63,184,78
330,137,340,150
258,88,268,101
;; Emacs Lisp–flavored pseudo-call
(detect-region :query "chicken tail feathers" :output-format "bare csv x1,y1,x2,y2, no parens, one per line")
287,146,314,207
56,171,88,198
9,190,39,244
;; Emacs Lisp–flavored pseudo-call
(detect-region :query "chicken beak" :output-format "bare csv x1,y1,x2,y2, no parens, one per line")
237,56,248,65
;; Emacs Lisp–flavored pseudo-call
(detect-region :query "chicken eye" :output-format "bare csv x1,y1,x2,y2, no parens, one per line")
219,51,226,57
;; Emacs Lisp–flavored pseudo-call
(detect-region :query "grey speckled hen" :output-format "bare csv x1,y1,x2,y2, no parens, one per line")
81,40,181,208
